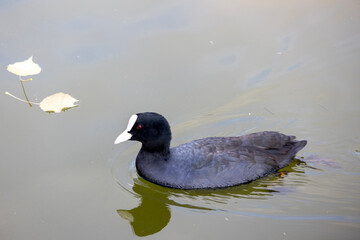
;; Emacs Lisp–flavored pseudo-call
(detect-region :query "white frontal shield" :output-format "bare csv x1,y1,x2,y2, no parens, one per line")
114,114,138,144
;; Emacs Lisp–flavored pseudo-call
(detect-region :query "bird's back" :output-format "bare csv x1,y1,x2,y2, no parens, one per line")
166,131,307,189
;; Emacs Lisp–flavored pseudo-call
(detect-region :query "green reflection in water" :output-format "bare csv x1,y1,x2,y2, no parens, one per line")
117,159,306,237
117,183,171,237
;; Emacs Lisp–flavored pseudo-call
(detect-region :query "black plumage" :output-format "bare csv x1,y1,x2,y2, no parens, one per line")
115,112,307,189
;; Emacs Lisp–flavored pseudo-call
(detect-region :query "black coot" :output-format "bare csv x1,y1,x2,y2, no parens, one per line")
114,112,307,189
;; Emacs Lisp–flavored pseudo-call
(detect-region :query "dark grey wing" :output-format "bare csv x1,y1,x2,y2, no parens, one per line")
239,131,295,149
173,132,306,189
181,141,278,188
237,131,307,168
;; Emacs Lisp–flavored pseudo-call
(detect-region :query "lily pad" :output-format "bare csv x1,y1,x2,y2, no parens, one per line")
39,92,79,113
7,56,41,77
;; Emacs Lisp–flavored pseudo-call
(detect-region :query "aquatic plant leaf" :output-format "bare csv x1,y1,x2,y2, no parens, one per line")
39,92,78,113
7,56,41,77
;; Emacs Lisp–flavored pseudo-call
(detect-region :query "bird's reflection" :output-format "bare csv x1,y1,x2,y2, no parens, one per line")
116,159,307,237
116,178,213,236
117,183,171,237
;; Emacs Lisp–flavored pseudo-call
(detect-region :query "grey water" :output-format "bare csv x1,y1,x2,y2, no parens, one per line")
0,0,359,239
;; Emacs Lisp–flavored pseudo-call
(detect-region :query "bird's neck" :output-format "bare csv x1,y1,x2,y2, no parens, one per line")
136,147,172,186
140,143,170,157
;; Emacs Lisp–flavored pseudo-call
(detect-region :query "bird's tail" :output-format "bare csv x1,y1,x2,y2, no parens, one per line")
293,140,307,154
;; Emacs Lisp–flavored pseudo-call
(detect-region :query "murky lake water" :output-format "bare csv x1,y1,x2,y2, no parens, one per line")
1,0,359,239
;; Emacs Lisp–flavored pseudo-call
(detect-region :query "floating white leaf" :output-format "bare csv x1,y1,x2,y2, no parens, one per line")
39,92,79,113
7,56,42,77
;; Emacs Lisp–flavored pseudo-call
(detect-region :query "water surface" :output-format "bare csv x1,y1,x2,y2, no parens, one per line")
0,0,359,239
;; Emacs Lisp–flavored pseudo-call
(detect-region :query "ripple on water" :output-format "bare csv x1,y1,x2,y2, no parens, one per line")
110,111,359,225
110,142,318,219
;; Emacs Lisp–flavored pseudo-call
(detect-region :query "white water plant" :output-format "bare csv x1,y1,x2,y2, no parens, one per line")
7,56,41,77
5,92,79,113
39,92,79,113
7,56,42,106
5,56,79,113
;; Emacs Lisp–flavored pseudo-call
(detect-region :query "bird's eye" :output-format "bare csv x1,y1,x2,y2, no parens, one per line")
136,125,143,130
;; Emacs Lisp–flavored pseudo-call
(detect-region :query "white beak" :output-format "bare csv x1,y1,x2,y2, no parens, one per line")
114,130,132,144
114,114,138,144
